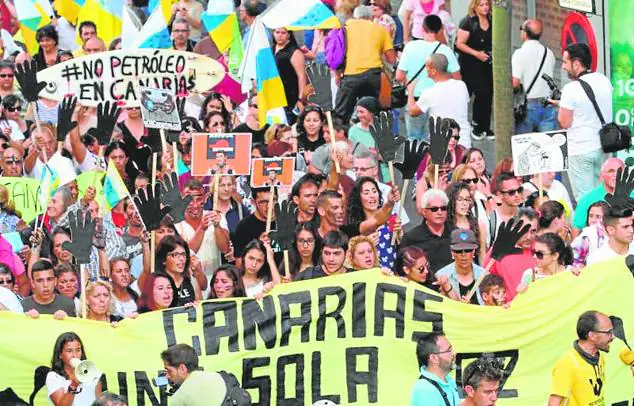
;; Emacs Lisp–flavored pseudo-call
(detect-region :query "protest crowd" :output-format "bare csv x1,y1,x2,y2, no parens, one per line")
0,0,633,405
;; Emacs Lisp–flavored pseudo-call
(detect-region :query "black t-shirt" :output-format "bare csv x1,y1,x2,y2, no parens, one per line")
293,265,354,281
298,135,325,152
232,123,270,145
232,214,275,258
173,277,196,307
400,221,455,273
458,280,479,305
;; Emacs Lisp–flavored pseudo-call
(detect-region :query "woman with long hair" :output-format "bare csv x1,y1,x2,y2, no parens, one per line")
346,235,380,270
204,111,230,134
446,182,488,264
208,264,247,299
54,263,80,314
415,119,467,181
397,246,458,298
85,280,122,323
264,123,294,146
34,25,60,71
347,176,401,268
199,92,238,128
109,257,138,318
118,107,151,175
0,183,23,232
455,0,493,140
1,94,27,137
240,239,281,298
296,105,326,156
537,200,571,243
153,235,202,306
462,147,492,198
451,163,490,223
104,142,138,192
570,201,609,267
280,222,320,278
516,232,575,295
137,273,175,313
46,332,102,405
272,27,306,123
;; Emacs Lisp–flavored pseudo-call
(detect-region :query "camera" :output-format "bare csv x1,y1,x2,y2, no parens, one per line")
152,370,169,387
541,73,561,102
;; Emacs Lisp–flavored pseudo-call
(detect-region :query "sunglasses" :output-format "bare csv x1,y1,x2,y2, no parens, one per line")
3,105,21,112
462,177,479,185
531,249,551,260
0,74,14,79
4,158,22,165
426,206,448,212
501,186,524,196
452,248,474,254
211,121,226,127
451,135,460,141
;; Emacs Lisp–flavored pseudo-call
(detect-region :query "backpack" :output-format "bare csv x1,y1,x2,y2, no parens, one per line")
324,26,347,71
218,371,251,406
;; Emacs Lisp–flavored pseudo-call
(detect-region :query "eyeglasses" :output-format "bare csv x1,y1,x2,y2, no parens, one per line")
354,166,376,172
168,252,187,259
426,206,448,212
433,346,453,355
4,105,21,112
452,248,474,254
0,74,14,79
593,329,614,336
500,186,524,196
531,249,551,260
456,196,473,204
462,177,479,185
298,238,315,246
416,263,429,273
173,29,189,33
4,158,22,165
0,278,12,285
249,103,258,109
211,121,225,127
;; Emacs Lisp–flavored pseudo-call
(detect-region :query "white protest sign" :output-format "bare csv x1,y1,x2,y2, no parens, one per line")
37,49,225,107
512,130,569,176
138,86,181,131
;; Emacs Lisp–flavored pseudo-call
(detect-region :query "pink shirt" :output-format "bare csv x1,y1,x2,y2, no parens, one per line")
486,248,536,302
406,0,444,39
0,236,25,277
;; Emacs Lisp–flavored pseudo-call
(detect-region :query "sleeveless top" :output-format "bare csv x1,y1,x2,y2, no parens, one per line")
274,42,301,107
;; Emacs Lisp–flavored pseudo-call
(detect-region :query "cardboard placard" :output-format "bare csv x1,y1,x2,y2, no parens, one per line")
138,86,181,131
250,157,295,188
190,133,252,176
511,130,569,176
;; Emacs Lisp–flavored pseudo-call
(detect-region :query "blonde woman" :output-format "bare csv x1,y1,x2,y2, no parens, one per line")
0,184,23,232
346,235,380,270
85,280,122,323
264,124,293,146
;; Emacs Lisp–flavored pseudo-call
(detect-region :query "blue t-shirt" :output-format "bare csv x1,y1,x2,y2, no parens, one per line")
398,40,460,97
411,367,460,406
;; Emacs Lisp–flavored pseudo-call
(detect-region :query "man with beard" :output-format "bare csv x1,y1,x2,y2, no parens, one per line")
548,311,614,405
461,355,504,406
411,332,460,405
206,175,248,234
293,231,352,281
316,190,348,239
555,43,612,200
175,180,229,276
291,175,320,227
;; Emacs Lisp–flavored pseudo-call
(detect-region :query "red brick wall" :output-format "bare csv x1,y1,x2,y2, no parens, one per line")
512,0,569,58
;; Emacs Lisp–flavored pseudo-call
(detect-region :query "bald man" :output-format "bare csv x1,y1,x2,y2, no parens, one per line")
512,19,557,134
84,37,106,55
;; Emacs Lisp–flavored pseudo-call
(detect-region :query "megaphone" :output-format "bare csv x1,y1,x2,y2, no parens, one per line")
70,358,102,384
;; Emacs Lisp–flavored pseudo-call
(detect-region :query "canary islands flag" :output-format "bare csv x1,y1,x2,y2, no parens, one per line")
240,19,287,128
131,4,172,49
38,164,60,209
54,0,85,24
103,159,129,212
261,0,340,30
76,0,122,46
202,0,243,76
14,0,53,54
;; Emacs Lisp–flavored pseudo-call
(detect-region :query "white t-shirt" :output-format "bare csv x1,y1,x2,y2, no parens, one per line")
75,151,106,173
522,179,575,219
28,152,77,181
511,40,556,99
56,17,80,51
176,213,229,277
46,371,98,405
586,241,634,266
416,79,472,148
0,119,25,141
559,72,613,156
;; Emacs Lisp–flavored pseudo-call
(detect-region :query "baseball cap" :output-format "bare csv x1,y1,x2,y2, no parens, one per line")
450,229,477,251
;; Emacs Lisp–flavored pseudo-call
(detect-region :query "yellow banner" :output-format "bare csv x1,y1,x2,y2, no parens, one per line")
0,177,44,224
1,263,633,405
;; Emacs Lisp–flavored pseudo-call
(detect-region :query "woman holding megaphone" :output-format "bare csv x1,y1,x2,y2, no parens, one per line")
46,332,102,405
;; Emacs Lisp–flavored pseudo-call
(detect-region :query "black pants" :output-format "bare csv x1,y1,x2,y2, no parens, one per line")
463,63,493,133
334,68,382,122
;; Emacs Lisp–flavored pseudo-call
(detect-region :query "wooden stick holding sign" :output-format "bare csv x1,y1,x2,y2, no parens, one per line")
392,140,429,244
325,111,340,173
212,174,221,210
429,117,452,190
80,264,88,319
537,172,543,200
150,153,158,273
269,201,297,279
250,157,296,234
369,111,405,185
265,185,275,234
464,219,531,302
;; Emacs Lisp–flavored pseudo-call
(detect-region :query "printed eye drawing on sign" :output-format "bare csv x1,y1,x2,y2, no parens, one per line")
511,131,569,176
250,157,295,188
191,133,252,176
138,87,181,131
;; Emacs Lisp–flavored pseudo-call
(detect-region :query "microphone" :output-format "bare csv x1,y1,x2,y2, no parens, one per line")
620,348,634,375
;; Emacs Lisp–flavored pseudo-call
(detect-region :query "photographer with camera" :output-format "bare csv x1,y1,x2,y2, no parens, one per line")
511,19,557,134
160,344,250,406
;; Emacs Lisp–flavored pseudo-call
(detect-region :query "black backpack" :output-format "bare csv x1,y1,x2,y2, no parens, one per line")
218,371,251,406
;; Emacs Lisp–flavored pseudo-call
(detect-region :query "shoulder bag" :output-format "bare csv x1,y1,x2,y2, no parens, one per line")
514,45,547,122
391,42,442,108
418,374,451,406
578,78,632,153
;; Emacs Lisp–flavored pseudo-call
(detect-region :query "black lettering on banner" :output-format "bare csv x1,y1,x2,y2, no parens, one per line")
411,290,444,342
93,82,105,102
134,371,168,406
276,354,305,405
82,60,95,80
374,283,406,338
161,307,201,355
110,56,121,76
110,79,124,100
242,357,272,406
352,282,366,338
317,286,346,341
117,372,128,401
311,352,341,404
124,81,136,100
202,301,239,355
610,401,629,406
455,350,519,398
279,291,312,347
345,347,378,403
242,296,277,350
